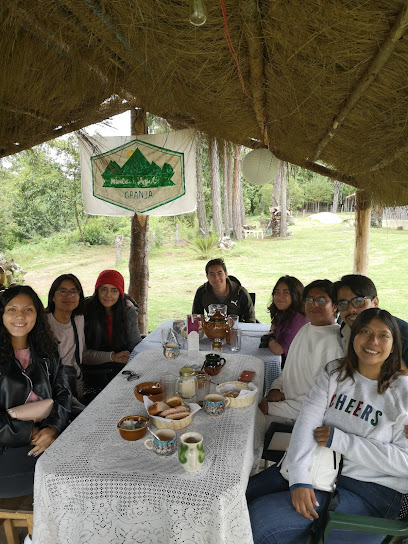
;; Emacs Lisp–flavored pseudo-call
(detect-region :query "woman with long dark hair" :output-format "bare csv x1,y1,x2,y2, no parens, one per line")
265,276,308,365
83,270,141,385
248,308,408,543
46,274,86,407
0,285,71,498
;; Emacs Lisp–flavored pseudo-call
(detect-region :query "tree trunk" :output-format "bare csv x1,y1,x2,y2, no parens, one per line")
353,191,371,275
128,107,149,335
195,133,207,236
222,141,231,237
272,167,280,207
279,161,287,238
209,137,223,236
332,181,341,213
232,144,243,239
371,204,384,227
227,143,233,228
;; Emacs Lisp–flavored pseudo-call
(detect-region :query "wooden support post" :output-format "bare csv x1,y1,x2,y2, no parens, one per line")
128,107,149,335
353,191,371,276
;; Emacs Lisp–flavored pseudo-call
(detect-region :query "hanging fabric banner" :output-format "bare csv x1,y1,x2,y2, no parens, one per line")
78,128,197,216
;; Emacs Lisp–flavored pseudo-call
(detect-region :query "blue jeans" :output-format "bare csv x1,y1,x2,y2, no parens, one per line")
246,465,402,544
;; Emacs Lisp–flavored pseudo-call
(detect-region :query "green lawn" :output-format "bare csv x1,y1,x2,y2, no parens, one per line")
12,217,408,331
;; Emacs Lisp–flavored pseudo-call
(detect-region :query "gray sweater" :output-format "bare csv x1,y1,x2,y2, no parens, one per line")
287,360,408,494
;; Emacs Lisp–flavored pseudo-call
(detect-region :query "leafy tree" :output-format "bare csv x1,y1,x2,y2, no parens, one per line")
4,137,86,243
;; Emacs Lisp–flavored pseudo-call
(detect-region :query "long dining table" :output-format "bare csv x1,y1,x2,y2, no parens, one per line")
131,320,281,395
33,349,265,544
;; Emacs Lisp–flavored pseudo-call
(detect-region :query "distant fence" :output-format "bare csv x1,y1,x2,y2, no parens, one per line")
382,206,408,230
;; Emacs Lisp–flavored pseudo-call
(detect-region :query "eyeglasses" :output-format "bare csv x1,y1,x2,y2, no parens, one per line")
304,296,329,307
56,288,79,297
336,296,372,312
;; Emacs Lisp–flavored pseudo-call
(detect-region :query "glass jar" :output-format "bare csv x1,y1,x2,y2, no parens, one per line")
177,367,197,401
211,337,223,354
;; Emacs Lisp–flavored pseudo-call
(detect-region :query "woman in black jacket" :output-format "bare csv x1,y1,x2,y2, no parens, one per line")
0,285,71,498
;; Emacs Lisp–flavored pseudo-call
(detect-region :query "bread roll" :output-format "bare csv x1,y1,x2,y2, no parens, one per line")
165,395,183,408
148,403,161,416
148,401,170,416
165,411,190,420
160,405,190,418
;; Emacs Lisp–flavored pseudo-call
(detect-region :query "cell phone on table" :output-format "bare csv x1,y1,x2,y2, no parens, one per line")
238,370,255,383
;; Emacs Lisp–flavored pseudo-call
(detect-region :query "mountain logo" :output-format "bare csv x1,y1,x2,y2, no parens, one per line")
101,148,175,188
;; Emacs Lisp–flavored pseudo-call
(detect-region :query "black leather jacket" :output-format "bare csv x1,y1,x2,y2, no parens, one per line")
0,347,71,448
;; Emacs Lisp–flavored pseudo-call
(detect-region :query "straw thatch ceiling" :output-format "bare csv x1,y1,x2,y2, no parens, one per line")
2,1,408,204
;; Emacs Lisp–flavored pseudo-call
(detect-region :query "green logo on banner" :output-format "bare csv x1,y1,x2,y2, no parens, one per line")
101,149,175,188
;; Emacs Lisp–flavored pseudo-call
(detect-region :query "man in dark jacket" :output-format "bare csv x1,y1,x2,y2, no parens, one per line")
192,258,256,322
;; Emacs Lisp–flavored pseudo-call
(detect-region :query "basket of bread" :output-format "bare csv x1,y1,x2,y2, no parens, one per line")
145,395,200,430
215,381,258,408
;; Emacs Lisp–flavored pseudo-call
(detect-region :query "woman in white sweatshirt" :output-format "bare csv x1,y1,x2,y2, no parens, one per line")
247,308,408,544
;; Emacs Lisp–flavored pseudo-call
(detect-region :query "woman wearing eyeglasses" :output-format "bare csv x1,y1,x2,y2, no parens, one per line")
259,280,344,426
83,270,142,388
46,274,86,409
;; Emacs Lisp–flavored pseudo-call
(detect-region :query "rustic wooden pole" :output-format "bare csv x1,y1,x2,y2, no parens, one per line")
353,191,371,275
128,107,149,335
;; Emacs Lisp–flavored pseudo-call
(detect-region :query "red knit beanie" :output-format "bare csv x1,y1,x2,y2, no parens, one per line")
94,270,125,297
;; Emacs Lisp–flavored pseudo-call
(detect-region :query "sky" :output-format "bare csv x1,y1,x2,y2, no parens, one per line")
84,111,131,137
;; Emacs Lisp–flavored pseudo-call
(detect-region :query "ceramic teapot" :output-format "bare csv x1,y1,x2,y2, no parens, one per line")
201,304,230,340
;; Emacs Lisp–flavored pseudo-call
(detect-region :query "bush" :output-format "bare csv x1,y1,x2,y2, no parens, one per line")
82,217,131,245
189,234,220,259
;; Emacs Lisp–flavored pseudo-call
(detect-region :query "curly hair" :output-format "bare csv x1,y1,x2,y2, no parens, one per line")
84,291,128,352
267,275,305,325
0,285,58,367
46,273,85,316
338,308,403,394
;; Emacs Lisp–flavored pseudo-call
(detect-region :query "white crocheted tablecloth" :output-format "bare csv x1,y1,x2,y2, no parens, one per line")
33,350,265,544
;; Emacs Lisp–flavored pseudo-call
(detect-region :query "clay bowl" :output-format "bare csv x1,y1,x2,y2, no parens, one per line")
117,415,149,441
134,381,164,403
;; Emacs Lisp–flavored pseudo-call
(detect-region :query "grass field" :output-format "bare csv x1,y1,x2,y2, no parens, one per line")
11,216,408,331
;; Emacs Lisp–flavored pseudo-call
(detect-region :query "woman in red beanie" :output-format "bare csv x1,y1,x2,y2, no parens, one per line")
83,270,141,388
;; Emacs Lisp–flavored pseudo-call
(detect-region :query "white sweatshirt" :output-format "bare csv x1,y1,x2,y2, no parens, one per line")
268,323,343,420
287,360,408,494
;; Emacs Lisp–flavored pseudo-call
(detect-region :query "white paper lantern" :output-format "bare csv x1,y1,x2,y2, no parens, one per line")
242,148,279,185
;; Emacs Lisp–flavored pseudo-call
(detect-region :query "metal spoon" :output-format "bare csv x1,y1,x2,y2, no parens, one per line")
147,425,160,440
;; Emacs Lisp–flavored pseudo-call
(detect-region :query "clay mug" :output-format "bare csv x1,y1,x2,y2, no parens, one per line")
202,393,230,416
178,432,205,472
144,429,177,456
204,353,226,368
163,343,180,359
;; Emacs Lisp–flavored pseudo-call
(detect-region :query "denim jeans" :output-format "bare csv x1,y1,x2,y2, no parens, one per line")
246,465,402,544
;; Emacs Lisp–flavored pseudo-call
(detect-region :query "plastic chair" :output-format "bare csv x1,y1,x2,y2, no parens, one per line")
261,422,293,467
312,511,407,543
311,494,408,544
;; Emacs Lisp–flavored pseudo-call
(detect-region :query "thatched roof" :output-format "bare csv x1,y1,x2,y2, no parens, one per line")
2,1,408,204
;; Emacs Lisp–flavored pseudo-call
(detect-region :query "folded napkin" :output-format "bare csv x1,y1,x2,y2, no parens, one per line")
217,382,257,398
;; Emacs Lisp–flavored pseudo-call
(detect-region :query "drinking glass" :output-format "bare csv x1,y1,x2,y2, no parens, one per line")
230,329,242,352
160,374,177,398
